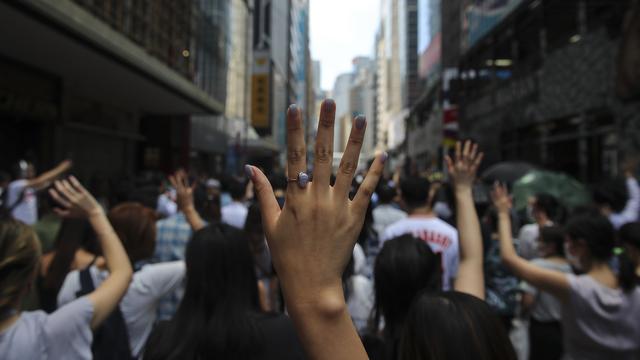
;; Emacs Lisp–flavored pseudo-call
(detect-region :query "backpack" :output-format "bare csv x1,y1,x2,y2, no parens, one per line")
75,264,135,360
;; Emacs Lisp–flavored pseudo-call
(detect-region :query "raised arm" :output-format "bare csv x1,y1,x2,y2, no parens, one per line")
445,140,485,299
248,101,383,360
491,183,570,302
169,171,205,232
28,159,72,190
49,177,132,329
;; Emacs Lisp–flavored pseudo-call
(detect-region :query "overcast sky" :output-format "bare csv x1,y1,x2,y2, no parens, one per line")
309,0,380,91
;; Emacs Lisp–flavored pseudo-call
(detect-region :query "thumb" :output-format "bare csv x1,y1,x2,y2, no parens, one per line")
245,165,280,234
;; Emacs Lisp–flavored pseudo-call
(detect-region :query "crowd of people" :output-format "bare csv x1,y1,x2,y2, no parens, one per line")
0,99,639,359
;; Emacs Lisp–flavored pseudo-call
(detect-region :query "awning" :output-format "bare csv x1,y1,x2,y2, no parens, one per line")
0,0,224,115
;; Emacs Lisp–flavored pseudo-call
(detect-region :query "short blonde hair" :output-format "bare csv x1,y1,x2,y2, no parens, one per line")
0,219,41,313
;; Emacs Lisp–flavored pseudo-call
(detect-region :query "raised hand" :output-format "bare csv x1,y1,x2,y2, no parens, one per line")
169,170,195,213
445,140,484,188
246,101,385,359
491,182,512,214
49,176,102,218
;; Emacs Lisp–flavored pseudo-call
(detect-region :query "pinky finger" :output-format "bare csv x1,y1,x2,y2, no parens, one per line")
53,208,71,217
352,152,387,213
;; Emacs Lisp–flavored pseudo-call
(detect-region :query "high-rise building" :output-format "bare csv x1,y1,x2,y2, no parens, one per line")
0,0,231,178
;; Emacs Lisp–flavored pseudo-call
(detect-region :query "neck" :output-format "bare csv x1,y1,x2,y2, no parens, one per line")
409,206,434,217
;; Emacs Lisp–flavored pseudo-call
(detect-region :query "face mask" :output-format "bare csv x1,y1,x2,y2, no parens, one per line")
564,242,582,270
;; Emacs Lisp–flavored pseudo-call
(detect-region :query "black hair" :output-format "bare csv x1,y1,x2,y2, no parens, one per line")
40,219,97,312
144,223,264,359
618,222,640,285
400,177,431,209
228,178,247,201
370,235,442,342
378,184,398,204
534,193,561,222
592,178,628,213
399,291,517,360
0,171,9,185
539,226,565,257
565,214,637,291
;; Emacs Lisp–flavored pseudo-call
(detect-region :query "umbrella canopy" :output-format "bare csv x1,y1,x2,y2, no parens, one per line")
512,170,591,210
481,161,538,184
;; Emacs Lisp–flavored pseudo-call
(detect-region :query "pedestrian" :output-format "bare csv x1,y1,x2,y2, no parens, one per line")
372,183,407,244
57,202,185,359
0,177,132,360
5,159,71,224
380,176,459,290
521,226,572,360
517,193,562,260
493,184,640,359
221,178,249,229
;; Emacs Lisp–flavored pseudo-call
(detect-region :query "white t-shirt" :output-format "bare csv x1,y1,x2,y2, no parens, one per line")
7,180,38,225
372,204,408,238
57,261,186,358
221,201,248,229
381,216,459,290
156,193,177,218
346,274,374,334
0,297,94,360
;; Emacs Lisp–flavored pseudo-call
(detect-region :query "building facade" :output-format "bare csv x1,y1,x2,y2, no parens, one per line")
0,0,230,180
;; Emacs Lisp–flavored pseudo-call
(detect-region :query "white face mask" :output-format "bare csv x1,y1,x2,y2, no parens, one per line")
564,242,582,270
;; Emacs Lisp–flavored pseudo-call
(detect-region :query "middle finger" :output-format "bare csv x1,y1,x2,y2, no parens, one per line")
286,104,307,191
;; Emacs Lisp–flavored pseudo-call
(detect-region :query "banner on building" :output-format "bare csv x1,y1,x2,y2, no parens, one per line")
462,0,523,50
251,50,270,128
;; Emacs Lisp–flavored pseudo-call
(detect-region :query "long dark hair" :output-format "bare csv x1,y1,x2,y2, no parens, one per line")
565,214,637,291
399,291,517,360
40,219,97,312
144,223,263,359
370,235,442,341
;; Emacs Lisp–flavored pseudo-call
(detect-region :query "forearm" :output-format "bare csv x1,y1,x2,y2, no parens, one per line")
32,161,71,189
453,185,484,299
183,206,205,231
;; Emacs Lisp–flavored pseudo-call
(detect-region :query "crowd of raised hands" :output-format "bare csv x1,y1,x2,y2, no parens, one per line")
1,99,639,360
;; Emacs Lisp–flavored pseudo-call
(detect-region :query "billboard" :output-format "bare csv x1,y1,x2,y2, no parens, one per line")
462,0,524,50
251,50,270,129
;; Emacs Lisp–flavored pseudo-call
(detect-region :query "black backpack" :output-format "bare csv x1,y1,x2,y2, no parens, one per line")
75,265,135,360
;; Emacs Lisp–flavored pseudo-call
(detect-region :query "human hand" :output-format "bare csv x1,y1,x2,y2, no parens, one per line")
247,101,386,312
445,140,483,189
49,176,103,218
491,182,512,214
168,170,196,213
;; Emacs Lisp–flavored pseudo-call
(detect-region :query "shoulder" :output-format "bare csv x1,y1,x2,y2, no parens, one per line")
430,218,458,238
8,180,28,190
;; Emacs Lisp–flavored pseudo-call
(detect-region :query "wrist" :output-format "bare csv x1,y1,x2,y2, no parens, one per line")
87,207,105,219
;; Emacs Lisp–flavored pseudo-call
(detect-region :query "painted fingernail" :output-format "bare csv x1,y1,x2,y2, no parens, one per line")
380,152,388,163
323,99,335,111
244,165,254,178
355,115,366,130
288,104,298,115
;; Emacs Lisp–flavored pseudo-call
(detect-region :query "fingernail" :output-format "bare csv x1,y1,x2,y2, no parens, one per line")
244,165,253,178
288,104,298,115
380,152,388,163
323,99,335,111
355,115,366,130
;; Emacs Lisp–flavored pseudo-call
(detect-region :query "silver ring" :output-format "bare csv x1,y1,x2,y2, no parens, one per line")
287,171,309,189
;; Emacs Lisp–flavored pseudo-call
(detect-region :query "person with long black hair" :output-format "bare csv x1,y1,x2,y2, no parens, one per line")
143,171,305,360
493,184,640,359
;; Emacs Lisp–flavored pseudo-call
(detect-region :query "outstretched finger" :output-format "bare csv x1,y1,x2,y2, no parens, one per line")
352,152,387,214
49,188,72,209
444,155,454,173
312,99,336,189
68,176,88,195
334,115,367,196
285,104,307,192
471,152,484,173
455,141,462,163
246,165,280,234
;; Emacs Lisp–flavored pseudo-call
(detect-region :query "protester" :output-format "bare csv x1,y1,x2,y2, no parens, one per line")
57,202,185,358
38,218,98,313
517,193,562,260
381,176,460,290
521,226,572,360
618,222,640,281
5,159,72,224
156,181,177,218
0,177,132,360
493,184,640,359
593,165,640,229
221,178,249,229
372,183,407,242
144,171,305,359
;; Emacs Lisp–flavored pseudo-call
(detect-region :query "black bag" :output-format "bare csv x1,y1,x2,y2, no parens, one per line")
76,266,135,360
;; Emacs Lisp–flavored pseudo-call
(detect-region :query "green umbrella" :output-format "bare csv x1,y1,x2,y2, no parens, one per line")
512,170,591,210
